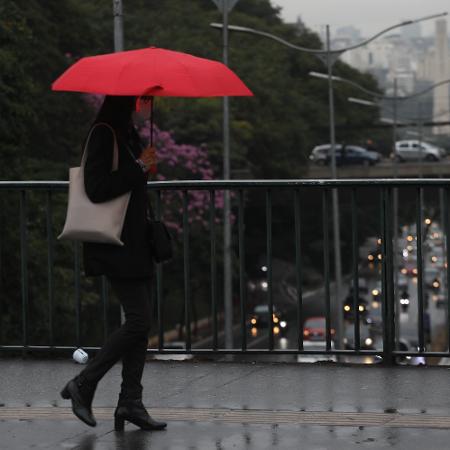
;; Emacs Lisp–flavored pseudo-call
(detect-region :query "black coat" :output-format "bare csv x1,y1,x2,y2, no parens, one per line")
82,123,154,279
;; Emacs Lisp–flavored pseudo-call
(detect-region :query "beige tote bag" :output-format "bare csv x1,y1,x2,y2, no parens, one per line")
58,122,131,246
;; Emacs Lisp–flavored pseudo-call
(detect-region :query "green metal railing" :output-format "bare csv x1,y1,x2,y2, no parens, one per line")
0,179,449,363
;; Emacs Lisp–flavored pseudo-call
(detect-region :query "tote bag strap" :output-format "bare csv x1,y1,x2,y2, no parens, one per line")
80,122,119,171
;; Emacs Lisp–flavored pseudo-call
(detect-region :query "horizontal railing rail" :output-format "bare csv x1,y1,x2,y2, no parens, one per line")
0,179,449,364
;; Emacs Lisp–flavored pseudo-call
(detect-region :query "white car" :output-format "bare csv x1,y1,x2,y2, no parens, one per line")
395,140,446,162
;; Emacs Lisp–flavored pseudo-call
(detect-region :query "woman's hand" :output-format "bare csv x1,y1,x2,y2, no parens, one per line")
138,146,157,172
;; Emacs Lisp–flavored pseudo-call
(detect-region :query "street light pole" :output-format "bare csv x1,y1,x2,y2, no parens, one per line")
392,78,400,347
113,0,124,52
211,0,240,349
325,25,344,349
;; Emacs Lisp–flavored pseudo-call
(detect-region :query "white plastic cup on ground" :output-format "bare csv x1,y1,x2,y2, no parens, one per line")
73,348,89,364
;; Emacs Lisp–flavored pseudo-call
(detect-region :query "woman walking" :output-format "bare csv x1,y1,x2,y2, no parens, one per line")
60,95,167,431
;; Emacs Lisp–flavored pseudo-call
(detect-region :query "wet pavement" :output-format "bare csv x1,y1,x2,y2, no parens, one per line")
2,357,450,449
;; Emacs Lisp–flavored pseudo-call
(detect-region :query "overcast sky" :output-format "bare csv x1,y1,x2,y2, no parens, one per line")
270,0,449,37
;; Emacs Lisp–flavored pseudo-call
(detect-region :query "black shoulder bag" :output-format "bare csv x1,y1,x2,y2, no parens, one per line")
124,134,173,264
146,199,173,264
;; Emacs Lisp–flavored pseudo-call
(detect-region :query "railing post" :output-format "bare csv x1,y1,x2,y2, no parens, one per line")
46,191,55,349
155,190,164,351
322,189,332,352
266,189,274,351
294,189,304,351
183,190,191,351
381,187,396,365
209,190,218,351
74,241,81,348
238,189,247,351
19,190,29,356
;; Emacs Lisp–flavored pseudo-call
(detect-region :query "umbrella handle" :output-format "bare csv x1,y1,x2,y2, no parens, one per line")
150,96,154,147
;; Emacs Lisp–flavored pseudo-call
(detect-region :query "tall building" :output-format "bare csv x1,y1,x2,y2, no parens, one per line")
432,19,450,135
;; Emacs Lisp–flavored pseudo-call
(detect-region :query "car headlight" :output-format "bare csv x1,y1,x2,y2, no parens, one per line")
280,321,287,328
344,305,351,312
358,305,365,312
251,318,257,325
365,337,373,346
372,289,380,296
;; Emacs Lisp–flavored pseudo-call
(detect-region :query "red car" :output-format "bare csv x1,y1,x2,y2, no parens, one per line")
400,261,418,277
303,316,336,341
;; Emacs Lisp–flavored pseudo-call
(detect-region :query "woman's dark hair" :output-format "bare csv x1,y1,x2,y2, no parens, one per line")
93,95,135,132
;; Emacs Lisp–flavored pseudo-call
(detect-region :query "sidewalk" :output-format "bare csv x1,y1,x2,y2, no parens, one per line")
2,357,450,449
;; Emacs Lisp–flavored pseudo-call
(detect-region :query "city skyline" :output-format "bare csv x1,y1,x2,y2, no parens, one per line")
270,0,448,37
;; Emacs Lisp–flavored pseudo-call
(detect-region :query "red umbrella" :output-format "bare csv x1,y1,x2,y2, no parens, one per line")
52,46,253,97
52,46,252,160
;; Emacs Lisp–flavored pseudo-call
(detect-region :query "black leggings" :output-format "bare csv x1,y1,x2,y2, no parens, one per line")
78,276,152,400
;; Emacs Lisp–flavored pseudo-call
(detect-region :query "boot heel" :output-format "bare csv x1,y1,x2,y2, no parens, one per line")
114,416,125,431
60,385,70,399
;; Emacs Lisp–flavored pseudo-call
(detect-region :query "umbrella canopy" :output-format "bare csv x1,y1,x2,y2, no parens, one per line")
52,46,253,97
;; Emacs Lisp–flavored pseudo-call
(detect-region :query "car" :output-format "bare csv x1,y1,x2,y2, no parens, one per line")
303,316,335,341
249,304,287,336
309,144,334,165
327,145,381,166
399,290,410,312
343,295,368,320
400,261,418,277
310,144,381,166
367,250,382,263
297,340,337,363
394,140,446,162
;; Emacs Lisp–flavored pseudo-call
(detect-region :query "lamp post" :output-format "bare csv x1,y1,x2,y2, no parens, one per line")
211,0,240,350
212,12,448,350
113,0,124,52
